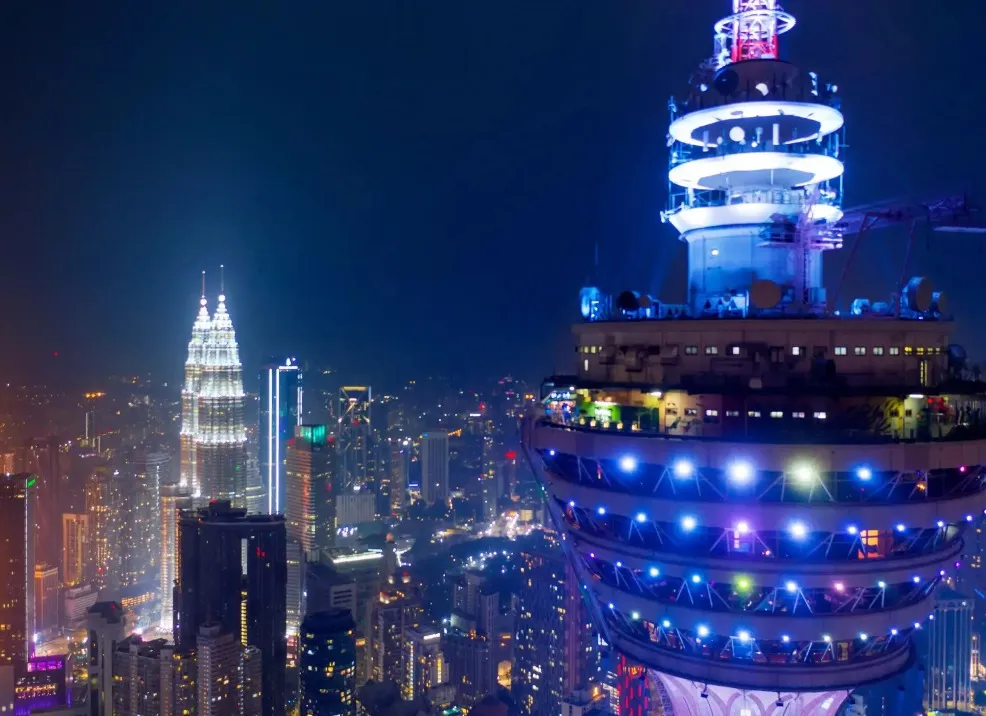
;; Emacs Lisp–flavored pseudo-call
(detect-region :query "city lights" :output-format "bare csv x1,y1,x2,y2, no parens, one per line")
734,520,750,535
856,466,872,481
789,521,808,540
697,625,710,638
619,455,639,473
727,460,754,485
649,567,660,577
681,515,698,532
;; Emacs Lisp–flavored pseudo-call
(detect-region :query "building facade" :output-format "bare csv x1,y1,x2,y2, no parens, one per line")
419,431,449,506
0,475,32,667
924,588,974,712
285,425,335,554
299,609,356,716
260,359,303,515
175,501,286,716
159,485,193,631
61,513,88,588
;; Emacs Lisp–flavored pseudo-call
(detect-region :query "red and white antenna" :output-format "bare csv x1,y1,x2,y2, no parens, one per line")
713,0,796,69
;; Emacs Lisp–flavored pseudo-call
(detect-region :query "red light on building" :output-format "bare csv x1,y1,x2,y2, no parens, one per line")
505,451,517,460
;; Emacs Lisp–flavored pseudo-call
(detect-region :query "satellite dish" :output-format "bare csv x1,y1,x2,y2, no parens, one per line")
931,291,949,315
714,68,740,96
617,291,640,312
750,279,781,309
902,276,933,312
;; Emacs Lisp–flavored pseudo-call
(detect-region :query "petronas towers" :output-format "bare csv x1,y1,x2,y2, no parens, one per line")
180,271,249,506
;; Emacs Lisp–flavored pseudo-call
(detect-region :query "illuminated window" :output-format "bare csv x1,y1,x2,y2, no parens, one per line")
904,346,914,356
684,408,698,417
770,411,783,419
590,346,597,354
731,346,741,356
748,410,761,418
916,347,925,356
873,347,884,356
813,411,827,420
854,347,866,356
791,346,803,356
792,411,805,419
905,409,913,418
834,347,847,356
889,346,900,356
583,359,589,371
685,346,698,355
705,346,718,355
705,409,718,417
725,410,739,417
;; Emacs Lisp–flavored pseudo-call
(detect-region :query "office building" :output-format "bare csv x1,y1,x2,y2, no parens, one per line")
335,493,375,533
159,485,192,632
196,623,260,716
180,274,212,496
15,655,69,716
402,627,445,702
176,501,286,716
336,387,373,490
520,1,986,713
387,437,410,517
195,287,249,507
514,544,596,716
286,541,303,660
285,425,335,553
444,628,494,711
260,359,303,515
87,601,127,716
33,564,58,636
0,475,33,666
85,466,117,591
299,609,356,716
925,588,974,712
419,431,449,506
18,438,63,577
371,585,421,686
61,513,88,588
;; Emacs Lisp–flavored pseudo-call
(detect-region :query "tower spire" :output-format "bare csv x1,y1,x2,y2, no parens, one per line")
201,270,206,302
219,264,225,302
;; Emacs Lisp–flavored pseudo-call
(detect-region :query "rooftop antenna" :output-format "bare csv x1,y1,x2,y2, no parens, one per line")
201,270,206,299
219,264,225,301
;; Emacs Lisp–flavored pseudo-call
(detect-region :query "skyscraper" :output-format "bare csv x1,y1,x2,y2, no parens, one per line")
196,286,249,507
85,466,117,591
176,501,286,716
33,563,59,636
419,431,449,506
112,636,196,716
371,585,421,686
159,484,192,631
402,626,445,702
514,542,596,716
61,513,88,588
0,474,32,666
180,274,212,496
336,387,372,491
196,622,259,716
261,359,303,514
299,609,356,716
925,588,974,712
285,425,335,554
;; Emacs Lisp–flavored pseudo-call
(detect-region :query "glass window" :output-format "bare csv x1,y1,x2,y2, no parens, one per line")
725,410,739,417
854,347,866,356
685,346,698,355
814,411,827,420
873,347,884,356
770,411,783,419
793,411,806,419
890,347,900,356
916,347,925,356
705,346,718,356
904,346,914,356
748,411,761,418
834,347,847,356
731,346,741,356
705,409,718,417
684,408,698,417
791,346,802,356
583,359,589,371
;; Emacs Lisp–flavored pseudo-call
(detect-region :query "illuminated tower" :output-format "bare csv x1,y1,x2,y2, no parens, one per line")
159,484,192,632
196,275,249,507
181,273,211,496
524,3,986,714
336,387,372,490
0,474,32,666
260,359,303,514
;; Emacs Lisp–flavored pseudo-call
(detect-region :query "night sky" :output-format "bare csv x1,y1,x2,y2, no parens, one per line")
1,1,983,388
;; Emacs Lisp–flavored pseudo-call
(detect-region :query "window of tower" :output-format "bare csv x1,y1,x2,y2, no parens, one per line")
905,346,914,356
834,347,847,356
890,347,901,356
873,347,885,356
705,346,718,356
854,347,866,356
685,346,698,355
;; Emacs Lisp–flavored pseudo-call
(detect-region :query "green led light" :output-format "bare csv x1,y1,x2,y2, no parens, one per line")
25,478,36,488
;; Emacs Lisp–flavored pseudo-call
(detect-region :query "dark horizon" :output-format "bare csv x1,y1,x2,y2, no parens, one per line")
2,0,983,389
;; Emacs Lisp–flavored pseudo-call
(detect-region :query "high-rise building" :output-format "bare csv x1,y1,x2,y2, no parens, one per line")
387,438,410,517
513,543,596,716
285,540,304,660
925,588,974,712
285,425,335,554
85,467,117,591
419,431,449,506
15,655,69,715
0,474,33,666
402,626,445,702
195,286,249,507
159,485,192,631
371,585,421,686
87,601,127,716
175,501,286,716
117,454,161,588
61,513,88,588
112,636,195,716
32,564,59,636
196,623,254,716
180,275,212,496
18,438,63,577
299,609,356,716
443,628,494,711
522,3,986,713
260,359,303,515
335,493,375,533
336,387,372,491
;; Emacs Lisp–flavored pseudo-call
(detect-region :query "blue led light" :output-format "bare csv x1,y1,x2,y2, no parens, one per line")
781,634,790,643
728,461,754,485
673,459,695,479
856,466,872,481
789,521,808,540
548,449,556,456
568,500,575,508
847,524,859,535
681,516,698,531
697,625,710,637
912,576,921,584
649,567,660,577
619,455,639,473
691,574,702,584
785,581,798,594
896,523,906,532
597,506,606,516
636,512,647,523
737,630,750,643
661,619,671,628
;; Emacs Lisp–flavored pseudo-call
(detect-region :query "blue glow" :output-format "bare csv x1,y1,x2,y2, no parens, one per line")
608,603,615,609
896,523,906,532
636,512,647,523
912,576,921,584
691,574,702,584
847,524,859,535
737,630,750,643
649,567,660,577
735,520,750,535
631,611,640,620
789,521,808,540
891,628,898,636
681,515,698,532
568,500,575,508
728,461,754,485
859,632,868,641
697,625,710,637
662,619,671,628
937,520,945,528
781,634,790,643
967,514,974,522
856,466,872,481
619,455,639,473
672,459,695,479
878,581,886,589
548,449,556,456
597,506,606,516
785,581,798,594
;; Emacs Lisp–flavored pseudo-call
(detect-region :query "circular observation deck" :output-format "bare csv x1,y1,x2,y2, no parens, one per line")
524,419,986,691
668,150,844,191
669,101,844,148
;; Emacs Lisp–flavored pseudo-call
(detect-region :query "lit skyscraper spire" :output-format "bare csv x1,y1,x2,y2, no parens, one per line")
196,266,249,506
180,271,211,496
